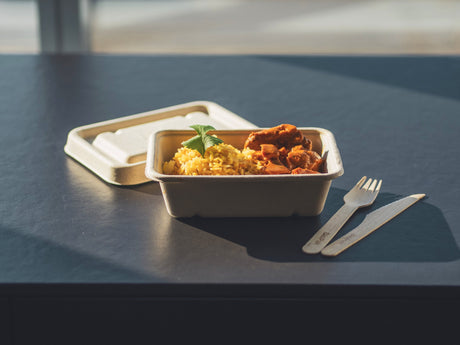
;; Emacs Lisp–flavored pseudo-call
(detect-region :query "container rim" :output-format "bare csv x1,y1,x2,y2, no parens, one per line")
145,127,344,182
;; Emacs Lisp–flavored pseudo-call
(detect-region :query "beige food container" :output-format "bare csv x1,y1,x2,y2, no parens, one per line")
145,128,344,217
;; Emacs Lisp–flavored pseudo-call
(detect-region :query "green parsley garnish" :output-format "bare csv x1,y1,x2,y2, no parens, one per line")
181,125,224,156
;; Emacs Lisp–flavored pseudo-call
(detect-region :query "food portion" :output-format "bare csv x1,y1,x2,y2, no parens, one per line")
162,143,262,176
162,124,324,175
244,124,324,175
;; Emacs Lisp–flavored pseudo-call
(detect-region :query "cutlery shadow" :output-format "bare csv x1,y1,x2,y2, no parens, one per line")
180,188,460,263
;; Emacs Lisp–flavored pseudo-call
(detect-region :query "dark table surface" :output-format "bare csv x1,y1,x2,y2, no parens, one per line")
1,54,460,343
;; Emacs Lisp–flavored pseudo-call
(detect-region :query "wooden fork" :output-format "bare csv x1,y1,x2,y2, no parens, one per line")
302,176,382,254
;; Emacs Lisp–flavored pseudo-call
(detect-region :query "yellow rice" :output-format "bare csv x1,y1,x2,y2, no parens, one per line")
163,143,264,175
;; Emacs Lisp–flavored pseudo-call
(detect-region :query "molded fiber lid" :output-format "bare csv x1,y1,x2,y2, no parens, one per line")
64,101,258,185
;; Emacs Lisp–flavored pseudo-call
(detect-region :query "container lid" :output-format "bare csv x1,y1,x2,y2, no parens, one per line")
64,101,258,185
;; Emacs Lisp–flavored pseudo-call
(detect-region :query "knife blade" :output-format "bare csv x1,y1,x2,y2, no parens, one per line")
321,194,425,257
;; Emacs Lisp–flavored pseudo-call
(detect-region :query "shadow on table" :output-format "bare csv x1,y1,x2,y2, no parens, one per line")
0,226,155,283
260,56,460,102
180,188,460,263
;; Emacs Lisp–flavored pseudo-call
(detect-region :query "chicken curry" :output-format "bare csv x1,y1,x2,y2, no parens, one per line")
244,124,324,175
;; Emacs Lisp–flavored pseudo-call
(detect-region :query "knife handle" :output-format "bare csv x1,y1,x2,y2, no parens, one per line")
302,204,358,254
320,223,375,256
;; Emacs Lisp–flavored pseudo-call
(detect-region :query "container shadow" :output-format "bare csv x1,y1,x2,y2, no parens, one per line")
180,188,460,263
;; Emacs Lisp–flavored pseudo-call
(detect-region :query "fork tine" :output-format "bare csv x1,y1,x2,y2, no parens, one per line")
368,179,378,192
354,176,367,190
362,178,373,190
374,179,383,193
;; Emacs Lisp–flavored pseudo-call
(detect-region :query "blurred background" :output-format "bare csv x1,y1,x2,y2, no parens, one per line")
1,0,460,54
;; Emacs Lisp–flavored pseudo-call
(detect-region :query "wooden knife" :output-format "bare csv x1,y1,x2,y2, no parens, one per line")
321,194,425,257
